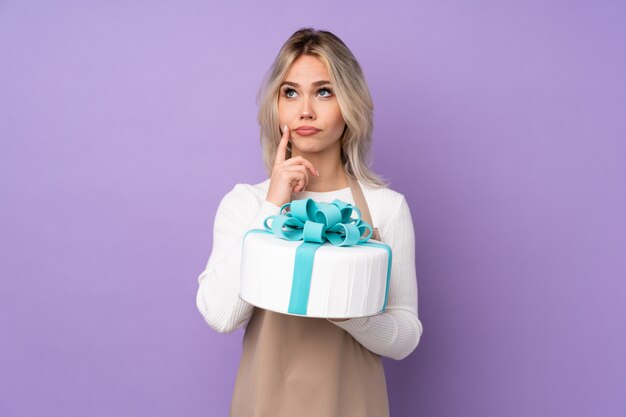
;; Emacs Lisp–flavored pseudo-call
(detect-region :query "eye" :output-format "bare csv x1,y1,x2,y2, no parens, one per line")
317,87,333,98
282,87,297,98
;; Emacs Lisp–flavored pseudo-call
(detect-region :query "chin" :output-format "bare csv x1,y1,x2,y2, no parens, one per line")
293,146,324,156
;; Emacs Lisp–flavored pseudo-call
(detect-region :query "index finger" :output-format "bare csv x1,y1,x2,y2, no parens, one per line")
274,125,290,166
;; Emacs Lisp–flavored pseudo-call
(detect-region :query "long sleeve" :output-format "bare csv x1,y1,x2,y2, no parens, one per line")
327,195,423,360
196,184,281,333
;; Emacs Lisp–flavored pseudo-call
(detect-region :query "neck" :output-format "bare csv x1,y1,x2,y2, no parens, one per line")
290,144,349,192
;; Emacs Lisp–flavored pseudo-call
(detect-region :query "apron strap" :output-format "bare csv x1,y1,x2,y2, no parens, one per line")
346,172,381,241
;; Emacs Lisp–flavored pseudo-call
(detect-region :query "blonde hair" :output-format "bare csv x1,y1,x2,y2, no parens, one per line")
256,27,389,188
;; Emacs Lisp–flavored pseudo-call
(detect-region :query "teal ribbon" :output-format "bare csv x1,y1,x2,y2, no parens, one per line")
243,198,392,316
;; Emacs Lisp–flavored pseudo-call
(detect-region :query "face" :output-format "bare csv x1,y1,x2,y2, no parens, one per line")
277,55,346,154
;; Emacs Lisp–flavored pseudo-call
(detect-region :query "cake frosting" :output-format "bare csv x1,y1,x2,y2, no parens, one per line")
238,197,392,318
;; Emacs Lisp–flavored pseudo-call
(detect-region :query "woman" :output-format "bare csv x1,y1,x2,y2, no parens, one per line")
196,28,423,417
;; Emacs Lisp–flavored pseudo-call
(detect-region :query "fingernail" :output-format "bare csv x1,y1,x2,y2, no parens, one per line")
283,125,288,133
316,170,320,176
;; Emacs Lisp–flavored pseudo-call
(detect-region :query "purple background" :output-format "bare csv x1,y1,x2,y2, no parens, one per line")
1,1,625,416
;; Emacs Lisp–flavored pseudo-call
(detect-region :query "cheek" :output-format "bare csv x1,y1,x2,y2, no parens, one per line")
277,100,296,120
328,107,345,130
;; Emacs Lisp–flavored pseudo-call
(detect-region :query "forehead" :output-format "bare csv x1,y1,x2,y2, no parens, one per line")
284,55,329,83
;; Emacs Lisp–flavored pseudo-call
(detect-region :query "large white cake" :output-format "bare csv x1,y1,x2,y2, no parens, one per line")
238,202,392,318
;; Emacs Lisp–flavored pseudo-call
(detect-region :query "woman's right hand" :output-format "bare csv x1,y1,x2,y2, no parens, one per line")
266,125,319,208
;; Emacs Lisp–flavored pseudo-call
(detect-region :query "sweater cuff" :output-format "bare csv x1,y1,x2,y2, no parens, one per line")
326,316,371,332
247,199,282,230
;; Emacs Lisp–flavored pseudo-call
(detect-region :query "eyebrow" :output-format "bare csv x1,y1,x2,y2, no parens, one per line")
280,80,331,88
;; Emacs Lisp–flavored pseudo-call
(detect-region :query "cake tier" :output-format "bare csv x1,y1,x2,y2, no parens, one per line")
239,231,390,318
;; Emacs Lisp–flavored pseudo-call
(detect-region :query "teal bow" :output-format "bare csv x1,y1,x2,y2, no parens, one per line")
263,198,374,246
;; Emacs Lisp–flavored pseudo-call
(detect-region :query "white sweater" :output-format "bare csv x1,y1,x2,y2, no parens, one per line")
196,178,423,360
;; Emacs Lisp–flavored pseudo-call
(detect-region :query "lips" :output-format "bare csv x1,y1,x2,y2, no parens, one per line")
294,127,321,136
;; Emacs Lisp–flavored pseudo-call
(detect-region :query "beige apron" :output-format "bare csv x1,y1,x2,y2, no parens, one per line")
229,174,389,417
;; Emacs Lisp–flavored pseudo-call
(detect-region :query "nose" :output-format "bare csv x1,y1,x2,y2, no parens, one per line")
300,98,316,120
